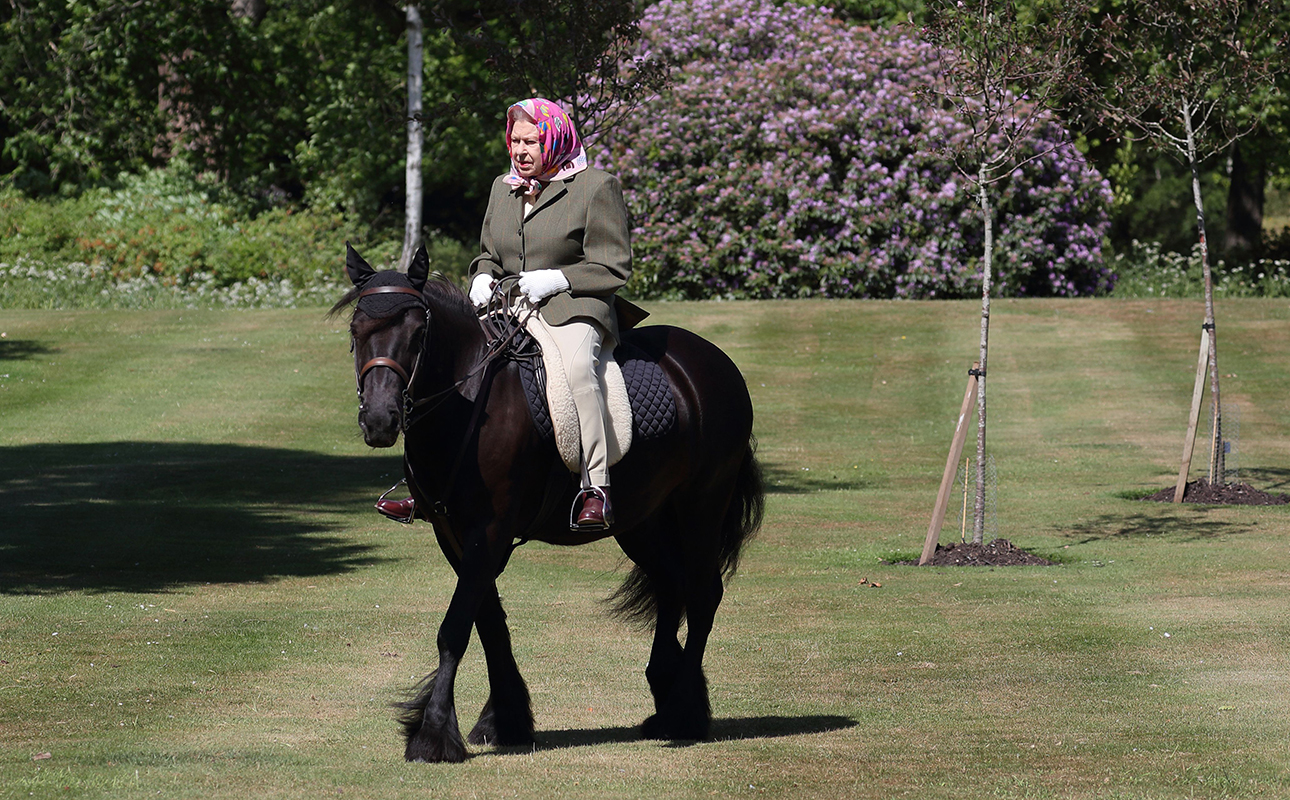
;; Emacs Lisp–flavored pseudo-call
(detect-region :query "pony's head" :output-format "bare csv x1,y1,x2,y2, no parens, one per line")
337,243,431,448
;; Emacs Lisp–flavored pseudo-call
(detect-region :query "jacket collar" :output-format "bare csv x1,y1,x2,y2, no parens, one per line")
514,172,577,221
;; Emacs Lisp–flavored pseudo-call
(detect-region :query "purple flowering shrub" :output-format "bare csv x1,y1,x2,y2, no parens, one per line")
591,0,1114,299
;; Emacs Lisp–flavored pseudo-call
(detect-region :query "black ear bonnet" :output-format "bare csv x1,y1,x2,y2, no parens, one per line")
355,270,425,319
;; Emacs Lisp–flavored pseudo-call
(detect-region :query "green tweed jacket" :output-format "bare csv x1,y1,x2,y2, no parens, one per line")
469,167,634,335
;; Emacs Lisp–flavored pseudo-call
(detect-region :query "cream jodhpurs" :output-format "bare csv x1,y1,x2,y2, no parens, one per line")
536,316,612,487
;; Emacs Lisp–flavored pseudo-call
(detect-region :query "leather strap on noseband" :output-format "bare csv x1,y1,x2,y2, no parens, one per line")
359,356,411,385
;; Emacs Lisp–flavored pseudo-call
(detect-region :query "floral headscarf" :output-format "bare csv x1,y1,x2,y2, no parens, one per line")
503,98,588,193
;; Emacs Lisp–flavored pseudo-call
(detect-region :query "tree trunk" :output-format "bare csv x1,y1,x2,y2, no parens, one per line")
1223,139,1265,260
973,165,992,545
400,3,425,272
230,0,267,24
1182,99,1224,484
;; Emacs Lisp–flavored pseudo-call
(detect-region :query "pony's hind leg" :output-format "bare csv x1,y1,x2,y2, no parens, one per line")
644,591,685,715
639,479,746,741
613,519,687,726
467,587,535,747
642,571,722,740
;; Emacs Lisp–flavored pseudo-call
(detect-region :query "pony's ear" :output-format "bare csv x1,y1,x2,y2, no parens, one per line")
346,241,377,286
407,244,430,291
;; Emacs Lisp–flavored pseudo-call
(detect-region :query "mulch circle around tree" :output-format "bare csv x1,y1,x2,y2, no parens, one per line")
900,538,1055,567
1142,479,1290,506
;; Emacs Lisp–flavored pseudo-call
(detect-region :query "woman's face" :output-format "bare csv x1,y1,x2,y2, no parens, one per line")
509,118,542,178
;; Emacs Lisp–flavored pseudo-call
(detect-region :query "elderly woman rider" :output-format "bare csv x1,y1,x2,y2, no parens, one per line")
467,97,633,530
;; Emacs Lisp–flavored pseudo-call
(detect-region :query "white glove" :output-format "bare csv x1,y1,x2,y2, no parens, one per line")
518,270,571,303
469,273,496,307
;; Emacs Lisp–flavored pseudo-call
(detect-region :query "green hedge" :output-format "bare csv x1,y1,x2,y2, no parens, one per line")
0,166,474,309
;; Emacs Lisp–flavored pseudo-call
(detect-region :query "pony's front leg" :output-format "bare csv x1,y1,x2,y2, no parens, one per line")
400,554,493,762
399,640,466,762
467,586,534,747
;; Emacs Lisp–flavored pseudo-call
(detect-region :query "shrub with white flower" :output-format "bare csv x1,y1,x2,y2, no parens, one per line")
593,0,1114,299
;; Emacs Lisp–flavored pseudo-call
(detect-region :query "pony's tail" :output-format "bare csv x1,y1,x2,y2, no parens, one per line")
607,435,765,629
718,434,765,580
605,564,656,630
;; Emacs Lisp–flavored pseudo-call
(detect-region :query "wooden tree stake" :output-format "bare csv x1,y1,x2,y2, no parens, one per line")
920,363,980,565
1174,329,1210,503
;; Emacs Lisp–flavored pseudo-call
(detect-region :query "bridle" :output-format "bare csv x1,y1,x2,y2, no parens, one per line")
354,285,428,396
351,279,533,434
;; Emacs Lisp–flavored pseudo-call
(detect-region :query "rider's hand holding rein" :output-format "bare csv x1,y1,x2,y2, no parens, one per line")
469,274,496,308
518,270,571,303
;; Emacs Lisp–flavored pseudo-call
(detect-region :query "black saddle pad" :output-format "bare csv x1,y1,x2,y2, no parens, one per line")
515,338,677,447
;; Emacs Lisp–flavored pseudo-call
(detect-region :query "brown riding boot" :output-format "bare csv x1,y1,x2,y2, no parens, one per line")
572,487,613,530
376,495,416,524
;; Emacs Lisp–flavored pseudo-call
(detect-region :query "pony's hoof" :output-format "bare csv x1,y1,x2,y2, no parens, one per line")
467,721,535,747
467,697,536,747
641,713,668,740
641,712,710,741
404,731,467,763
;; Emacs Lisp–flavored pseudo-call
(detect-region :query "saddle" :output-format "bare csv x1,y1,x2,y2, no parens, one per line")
498,315,678,473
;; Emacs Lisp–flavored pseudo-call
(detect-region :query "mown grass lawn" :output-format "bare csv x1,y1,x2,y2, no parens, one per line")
1,298,1288,799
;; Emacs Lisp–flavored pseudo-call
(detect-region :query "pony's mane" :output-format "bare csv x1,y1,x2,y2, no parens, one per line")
422,275,476,327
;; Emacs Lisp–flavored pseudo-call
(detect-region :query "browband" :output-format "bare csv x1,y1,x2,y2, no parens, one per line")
358,285,424,301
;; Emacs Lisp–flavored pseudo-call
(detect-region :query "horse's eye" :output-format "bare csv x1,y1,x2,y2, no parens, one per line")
350,337,356,354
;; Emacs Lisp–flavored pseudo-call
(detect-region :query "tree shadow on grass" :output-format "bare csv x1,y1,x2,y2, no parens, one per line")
761,460,877,495
1240,467,1290,494
1063,511,1261,545
0,441,395,595
498,714,858,754
0,338,57,362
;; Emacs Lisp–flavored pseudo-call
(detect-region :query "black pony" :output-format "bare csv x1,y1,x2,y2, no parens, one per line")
333,244,764,762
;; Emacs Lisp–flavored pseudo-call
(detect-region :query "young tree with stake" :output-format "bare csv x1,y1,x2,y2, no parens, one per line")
1083,0,1289,488
921,0,1088,543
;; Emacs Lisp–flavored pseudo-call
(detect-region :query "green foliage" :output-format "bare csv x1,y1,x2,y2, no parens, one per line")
0,0,503,240
1109,239,1290,299
288,2,414,220
0,165,474,309
1105,147,1230,256
804,0,927,26
1,0,305,195
437,0,670,145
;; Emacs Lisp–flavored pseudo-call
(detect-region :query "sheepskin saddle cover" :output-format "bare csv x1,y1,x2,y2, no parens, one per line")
516,318,677,473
